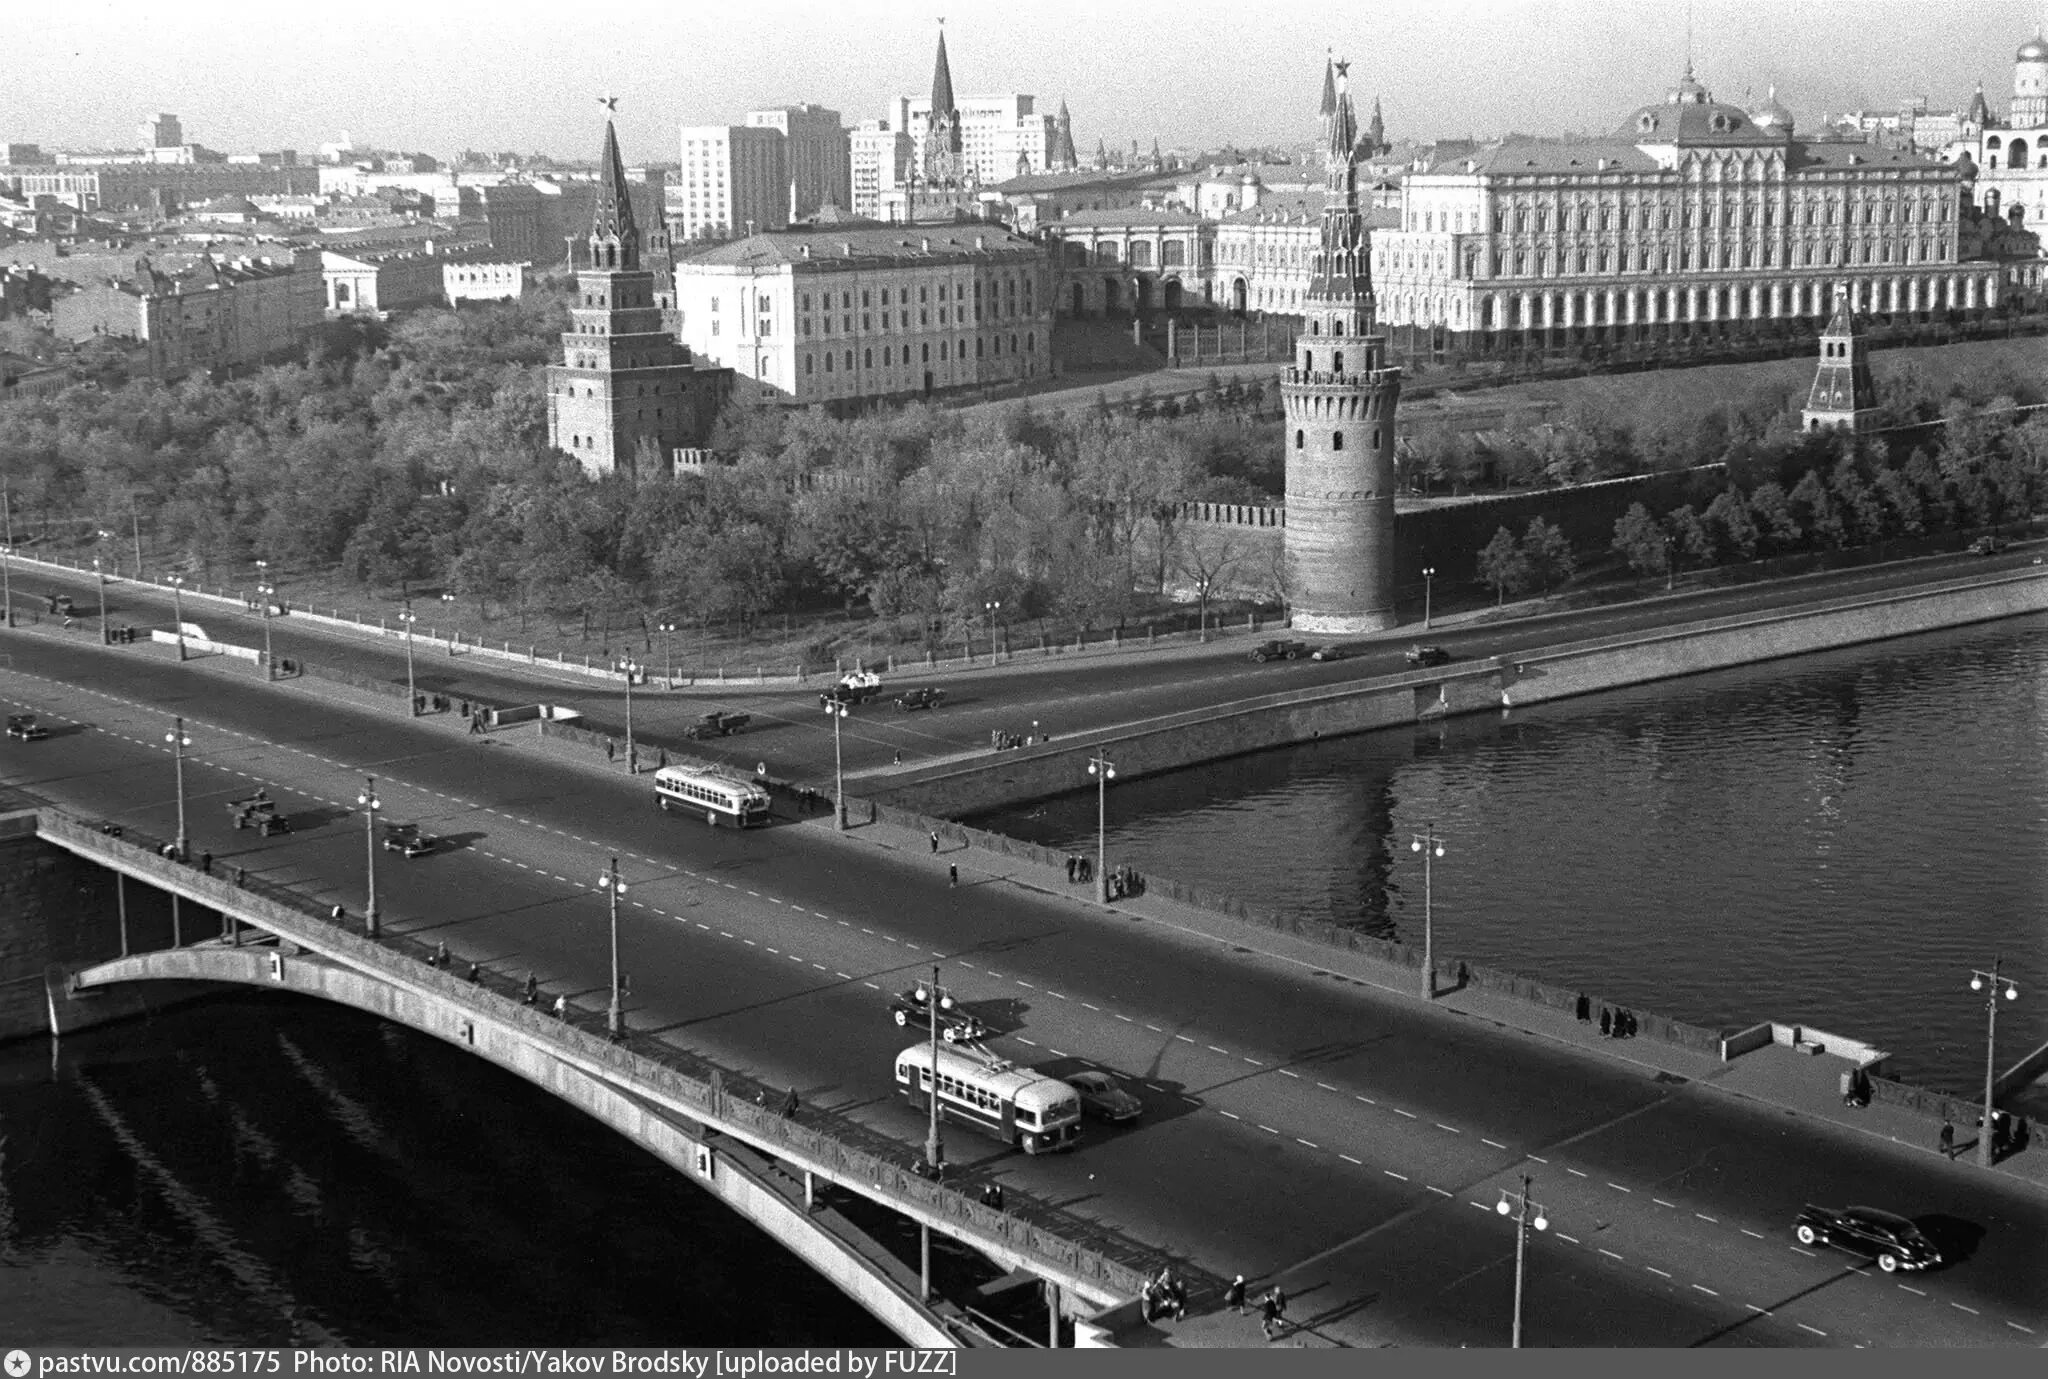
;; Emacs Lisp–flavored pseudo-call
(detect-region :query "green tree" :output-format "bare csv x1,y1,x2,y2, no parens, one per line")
1665,504,1713,571
1828,457,1887,544
1788,471,1846,548
1610,502,1670,577
1872,468,1926,537
1520,516,1575,590
1702,488,1759,561
1476,526,1531,605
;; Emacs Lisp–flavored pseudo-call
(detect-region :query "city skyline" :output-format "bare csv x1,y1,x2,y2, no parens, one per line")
15,0,2048,163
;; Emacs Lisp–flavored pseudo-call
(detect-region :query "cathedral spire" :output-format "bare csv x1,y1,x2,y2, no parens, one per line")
1320,51,1337,119
588,116,640,271
1367,96,1386,156
930,23,957,118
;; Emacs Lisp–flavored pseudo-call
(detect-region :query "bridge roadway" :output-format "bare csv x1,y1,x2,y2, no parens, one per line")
3,633,2046,1348
16,542,2046,792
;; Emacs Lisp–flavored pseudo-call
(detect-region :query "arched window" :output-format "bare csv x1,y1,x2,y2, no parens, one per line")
1295,430,1305,450
1304,351,1313,372
1332,431,1345,450
864,348,873,367
1332,352,1343,372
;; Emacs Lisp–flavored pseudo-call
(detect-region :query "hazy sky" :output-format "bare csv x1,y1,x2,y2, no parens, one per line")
14,0,2048,161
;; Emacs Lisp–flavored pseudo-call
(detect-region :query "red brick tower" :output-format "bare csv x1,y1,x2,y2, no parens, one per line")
1282,59,1403,635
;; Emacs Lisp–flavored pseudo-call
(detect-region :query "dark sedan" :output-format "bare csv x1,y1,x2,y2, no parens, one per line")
1793,1204,1942,1272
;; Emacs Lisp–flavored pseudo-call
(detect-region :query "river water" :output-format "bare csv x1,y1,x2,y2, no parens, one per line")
978,613,2048,1096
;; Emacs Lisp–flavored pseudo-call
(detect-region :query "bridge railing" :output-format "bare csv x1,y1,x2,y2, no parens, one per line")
40,810,1160,1305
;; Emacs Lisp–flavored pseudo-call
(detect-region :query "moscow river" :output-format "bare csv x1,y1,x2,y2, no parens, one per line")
979,612,2048,1096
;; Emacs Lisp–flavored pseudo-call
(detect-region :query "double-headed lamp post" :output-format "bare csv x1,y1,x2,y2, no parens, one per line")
1,541,14,629
824,700,849,830
620,658,642,771
1411,823,1445,999
169,574,186,661
983,599,1002,661
255,560,277,681
600,856,627,1038
358,776,381,938
1969,959,2020,1167
441,591,456,654
1088,748,1116,903
659,620,677,687
1422,566,1437,630
924,961,945,1175
95,530,113,643
1495,1175,1548,1348
166,716,192,861
399,603,418,714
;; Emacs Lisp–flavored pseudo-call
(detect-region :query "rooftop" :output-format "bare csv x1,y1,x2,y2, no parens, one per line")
677,224,1044,269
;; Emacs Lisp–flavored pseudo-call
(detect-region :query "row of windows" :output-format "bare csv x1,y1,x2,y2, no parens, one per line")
660,779,741,807
1291,427,1383,450
1454,192,1954,237
1383,232,1956,284
802,331,1036,374
798,279,1034,311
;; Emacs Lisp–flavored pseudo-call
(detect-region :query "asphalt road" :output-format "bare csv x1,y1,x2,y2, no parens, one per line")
3,632,2043,1347
14,543,2043,797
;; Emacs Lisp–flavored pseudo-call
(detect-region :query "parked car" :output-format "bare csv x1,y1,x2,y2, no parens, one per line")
1067,1070,1144,1123
5,713,47,741
1969,536,2007,555
1309,645,1347,662
682,710,751,739
894,687,946,712
380,822,437,858
1405,644,1453,667
1249,639,1309,664
888,984,989,1043
1792,1204,1942,1272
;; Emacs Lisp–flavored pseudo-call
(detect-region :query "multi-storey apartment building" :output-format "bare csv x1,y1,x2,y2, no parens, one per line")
747,105,851,219
671,225,1052,407
1368,69,1995,354
850,121,914,220
52,250,323,380
674,126,788,243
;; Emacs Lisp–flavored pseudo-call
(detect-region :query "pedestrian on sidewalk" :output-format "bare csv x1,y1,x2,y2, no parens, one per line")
658,748,668,770
467,961,480,984
524,972,539,1006
552,994,567,1020
949,864,958,888
235,865,246,887
893,750,903,766
1940,1120,1955,1160
1576,993,1590,1022
468,715,483,736
1065,855,1077,882
1599,1008,1612,1037
779,1086,800,1118
929,830,940,853
1225,1275,1247,1314
435,940,449,969
199,850,212,875
1258,1290,1281,1340
605,738,616,763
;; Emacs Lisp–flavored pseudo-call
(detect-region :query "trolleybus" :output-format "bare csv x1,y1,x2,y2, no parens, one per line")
654,765,772,827
894,1043,1082,1155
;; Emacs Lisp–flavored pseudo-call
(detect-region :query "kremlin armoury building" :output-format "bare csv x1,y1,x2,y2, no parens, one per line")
549,31,2031,637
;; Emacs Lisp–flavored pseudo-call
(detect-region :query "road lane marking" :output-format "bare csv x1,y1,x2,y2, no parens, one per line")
1653,1198,1676,1208
1598,1249,1624,1262
1017,981,1035,989
1355,1095,1376,1105
1144,1024,1162,1032
1646,1268,1671,1279
1083,1003,1100,1011
1208,1046,1229,1054
834,972,850,980
862,982,880,990
1897,1285,1925,1297
1527,1155,1548,1164
1280,1069,1301,1079
1951,1304,1979,1316
1116,1014,1134,1023
1295,1138,1318,1148
1435,1123,1459,1133
2007,1322,2034,1334
1393,1108,1416,1119
1384,1171,1408,1181
1692,1285,1718,1297
743,940,756,947
1241,1056,1264,1065
1316,1082,1339,1092
1608,1184,1632,1193
1468,1201,1488,1211
1797,1324,1827,1338
1016,1038,1038,1046
1790,1246,1817,1257
1257,1125,1279,1135
1338,1154,1362,1165
1426,1186,1451,1197
1745,1305,1771,1316
1741,1229,1765,1240
1566,1168,1587,1177
1048,990,1067,999
1220,1111,1241,1121
765,947,779,954
1482,1139,1507,1149
1695,1214,1718,1224
1556,1234,1579,1244
1175,1035,1195,1043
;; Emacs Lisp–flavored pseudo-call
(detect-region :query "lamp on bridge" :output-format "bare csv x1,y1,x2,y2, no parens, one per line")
1496,1174,1548,1347
358,776,381,939
169,573,186,661
1968,959,2020,1167
1422,566,1437,630
824,700,849,830
165,716,192,862
600,856,627,1039
1087,748,1116,904
1411,823,1445,1000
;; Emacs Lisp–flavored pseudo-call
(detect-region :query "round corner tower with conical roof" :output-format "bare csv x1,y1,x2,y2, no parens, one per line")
1282,57,1403,635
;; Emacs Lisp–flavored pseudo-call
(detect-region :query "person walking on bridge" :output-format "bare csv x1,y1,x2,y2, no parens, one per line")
1940,1120,1956,1160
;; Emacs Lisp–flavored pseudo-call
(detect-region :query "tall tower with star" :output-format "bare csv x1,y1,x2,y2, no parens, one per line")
547,105,710,478
1281,58,1403,635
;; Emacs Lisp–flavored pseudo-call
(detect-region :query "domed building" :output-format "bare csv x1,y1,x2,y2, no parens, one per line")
1367,63,1997,358
1943,25,2048,305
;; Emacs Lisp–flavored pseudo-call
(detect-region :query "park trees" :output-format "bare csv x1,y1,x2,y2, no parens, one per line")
1477,527,1531,605
1611,503,1670,578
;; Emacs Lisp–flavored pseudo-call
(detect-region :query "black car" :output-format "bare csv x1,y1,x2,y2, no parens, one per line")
1249,639,1309,664
5,713,47,741
683,710,751,739
1406,644,1453,667
381,822,437,858
1969,536,2007,556
894,687,946,711
1793,1204,1942,1272
888,984,989,1043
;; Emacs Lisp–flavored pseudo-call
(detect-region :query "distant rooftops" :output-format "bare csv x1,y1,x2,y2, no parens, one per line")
678,224,1043,269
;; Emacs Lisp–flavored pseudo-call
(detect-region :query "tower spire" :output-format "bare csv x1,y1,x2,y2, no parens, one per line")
589,113,640,271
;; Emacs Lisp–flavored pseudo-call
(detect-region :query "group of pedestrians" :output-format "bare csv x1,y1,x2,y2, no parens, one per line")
1221,1276,1290,1340
1064,854,1094,884
989,729,1032,751
1576,993,1639,1040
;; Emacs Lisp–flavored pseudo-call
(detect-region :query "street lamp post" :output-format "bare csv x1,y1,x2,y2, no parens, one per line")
1663,533,1676,592
1411,823,1445,999
1,541,13,629
1495,1175,1548,1347
983,599,1002,661
1422,566,1437,630
1969,959,2020,1167
824,700,849,829
165,717,192,861
659,621,677,687
358,777,381,938
169,574,187,660
399,603,417,714
600,855,627,1039
620,659,641,771
924,961,945,1175
1088,748,1116,903
441,591,456,654
94,533,111,644
255,561,277,681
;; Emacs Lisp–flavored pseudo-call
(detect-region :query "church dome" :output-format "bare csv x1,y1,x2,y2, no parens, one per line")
1751,87,1795,134
2020,35,2048,62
